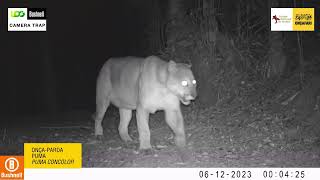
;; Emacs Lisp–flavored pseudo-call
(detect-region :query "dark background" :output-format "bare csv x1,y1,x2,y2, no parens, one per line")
2,0,158,117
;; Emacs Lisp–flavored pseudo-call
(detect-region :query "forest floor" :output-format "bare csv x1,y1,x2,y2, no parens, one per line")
1,72,320,167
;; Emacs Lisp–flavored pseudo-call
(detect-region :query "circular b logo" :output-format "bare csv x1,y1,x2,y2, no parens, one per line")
5,157,19,172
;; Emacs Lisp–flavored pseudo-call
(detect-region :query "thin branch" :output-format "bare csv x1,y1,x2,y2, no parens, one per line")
294,0,305,88
40,126,91,129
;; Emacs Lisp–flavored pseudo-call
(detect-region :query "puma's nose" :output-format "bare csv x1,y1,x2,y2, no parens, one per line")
185,91,197,101
191,90,197,99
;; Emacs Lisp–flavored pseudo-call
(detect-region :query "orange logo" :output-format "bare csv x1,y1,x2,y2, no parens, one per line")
0,156,24,180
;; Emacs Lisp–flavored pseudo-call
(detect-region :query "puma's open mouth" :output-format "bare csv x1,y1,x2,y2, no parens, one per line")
180,98,191,105
180,94,195,105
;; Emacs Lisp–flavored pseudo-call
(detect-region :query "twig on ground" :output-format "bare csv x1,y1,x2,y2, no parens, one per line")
40,126,91,129
281,91,300,105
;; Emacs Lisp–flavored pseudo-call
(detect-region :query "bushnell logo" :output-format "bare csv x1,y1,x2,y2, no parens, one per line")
8,8,47,31
11,10,25,17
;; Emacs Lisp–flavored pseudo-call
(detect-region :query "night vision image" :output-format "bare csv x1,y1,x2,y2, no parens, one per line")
1,0,320,167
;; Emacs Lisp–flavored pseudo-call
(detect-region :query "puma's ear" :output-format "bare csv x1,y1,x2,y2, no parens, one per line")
168,60,177,72
186,63,192,68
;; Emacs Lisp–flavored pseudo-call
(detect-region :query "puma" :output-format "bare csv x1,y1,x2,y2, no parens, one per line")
94,56,197,150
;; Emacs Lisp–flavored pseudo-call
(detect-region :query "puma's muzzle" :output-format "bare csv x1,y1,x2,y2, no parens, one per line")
180,91,197,105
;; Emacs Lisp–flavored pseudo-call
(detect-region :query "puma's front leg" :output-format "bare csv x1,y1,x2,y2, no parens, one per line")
165,108,186,147
119,108,133,142
136,107,152,149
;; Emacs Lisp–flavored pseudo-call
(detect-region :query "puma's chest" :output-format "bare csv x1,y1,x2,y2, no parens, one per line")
142,87,180,113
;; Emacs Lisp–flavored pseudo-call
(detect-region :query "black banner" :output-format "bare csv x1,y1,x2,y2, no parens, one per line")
27,8,46,20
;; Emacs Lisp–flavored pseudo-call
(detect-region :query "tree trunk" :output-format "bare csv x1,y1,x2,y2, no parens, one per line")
167,0,185,21
40,32,58,114
268,0,286,77
192,0,219,107
166,0,187,52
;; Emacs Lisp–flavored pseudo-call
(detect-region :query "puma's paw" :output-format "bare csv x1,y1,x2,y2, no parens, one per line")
139,148,154,156
178,148,194,162
120,134,133,142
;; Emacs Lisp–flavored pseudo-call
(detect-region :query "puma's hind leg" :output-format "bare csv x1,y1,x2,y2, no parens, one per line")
94,66,112,138
119,108,133,142
94,99,110,137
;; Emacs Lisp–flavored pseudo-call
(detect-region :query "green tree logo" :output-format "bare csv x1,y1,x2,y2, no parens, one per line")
11,10,25,17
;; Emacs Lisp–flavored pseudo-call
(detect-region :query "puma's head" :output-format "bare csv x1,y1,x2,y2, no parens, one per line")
166,60,197,105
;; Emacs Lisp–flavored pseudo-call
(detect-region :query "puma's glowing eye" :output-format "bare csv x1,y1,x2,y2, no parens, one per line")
181,80,188,87
192,80,196,85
